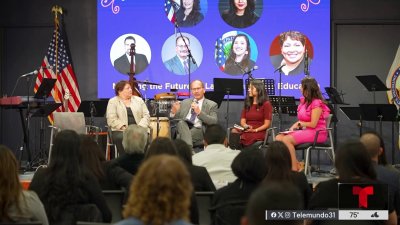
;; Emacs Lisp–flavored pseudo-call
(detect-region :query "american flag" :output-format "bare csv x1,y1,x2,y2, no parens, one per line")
34,15,81,123
165,0,179,24
215,37,226,71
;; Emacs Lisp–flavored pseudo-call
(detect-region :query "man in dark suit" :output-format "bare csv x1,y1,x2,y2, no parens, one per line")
170,80,218,148
113,36,149,75
164,35,198,75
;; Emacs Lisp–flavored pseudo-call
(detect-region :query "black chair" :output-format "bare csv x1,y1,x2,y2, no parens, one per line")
102,189,126,223
195,191,214,225
209,200,248,225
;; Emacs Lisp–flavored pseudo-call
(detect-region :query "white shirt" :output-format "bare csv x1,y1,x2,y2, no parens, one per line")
185,97,204,128
192,144,240,188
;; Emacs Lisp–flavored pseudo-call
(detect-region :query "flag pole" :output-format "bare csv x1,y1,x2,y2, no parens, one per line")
51,6,63,110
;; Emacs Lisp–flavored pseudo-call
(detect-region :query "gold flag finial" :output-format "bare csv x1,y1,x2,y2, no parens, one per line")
51,5,63,24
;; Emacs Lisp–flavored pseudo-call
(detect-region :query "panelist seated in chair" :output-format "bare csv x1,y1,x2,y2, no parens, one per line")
275,77,330,171
170,79,218,148
106,80,150,155
231,80,272,149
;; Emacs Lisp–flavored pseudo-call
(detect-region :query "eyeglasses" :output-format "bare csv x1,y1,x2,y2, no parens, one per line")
177,45,189,48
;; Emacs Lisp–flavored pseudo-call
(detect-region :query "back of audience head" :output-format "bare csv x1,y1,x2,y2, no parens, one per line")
123,155,193,225
242,182,303,225
174,139,193,164
232,149,267,184
145,137,177,159
49,129,81,169
264,141,292,182
0,145,22,221
122,124,148,154
335,139,376,180
203,124,227,146
360,131,386,164
79,135,105,180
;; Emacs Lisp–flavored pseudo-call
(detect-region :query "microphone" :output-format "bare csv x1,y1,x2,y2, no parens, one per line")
20,70,38,78
20,65,54,78
304,49,309,75
243,65,258,75
274,64,286,73
191,99,198,113
130,43,136,50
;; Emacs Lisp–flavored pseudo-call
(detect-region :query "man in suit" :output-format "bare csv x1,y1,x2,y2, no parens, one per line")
170,80,218,148
113,36,149,75
164,35,198,75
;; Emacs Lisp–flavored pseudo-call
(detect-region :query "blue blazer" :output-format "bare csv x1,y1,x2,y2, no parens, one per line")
164,55,198,75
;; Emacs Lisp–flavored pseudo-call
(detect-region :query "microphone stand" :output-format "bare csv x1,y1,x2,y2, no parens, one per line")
174,23,196,90
276,67,283,132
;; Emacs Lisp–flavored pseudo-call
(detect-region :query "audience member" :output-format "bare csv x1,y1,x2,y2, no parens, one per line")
29,130,111,225
193,124,240,188
308,140,397,224
113,124,147,175
116,155,193,225
263,141,311,209
79,135,132,190
145,137,178,159
174,139,216,191
210,149,267,225
361,131,400,216
276,77,330,171
0,145,48,225
241,182,304,225
143,137,199,224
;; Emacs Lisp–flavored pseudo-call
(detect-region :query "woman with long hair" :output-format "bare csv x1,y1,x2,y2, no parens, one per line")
176,0,204,27
0,145,48,225
116,155,193,225
275,77,330,171
79,135,132,190
231,79,272,148
221,0,260,28
29,130,111,225
263,141,311,209
224,34,256,75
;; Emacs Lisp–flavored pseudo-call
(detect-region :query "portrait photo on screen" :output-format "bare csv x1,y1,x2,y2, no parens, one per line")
215,31,258,76
219,0,263,28
269,30,314,76
110,34,152,76
164,0,208,27
161,33,203,75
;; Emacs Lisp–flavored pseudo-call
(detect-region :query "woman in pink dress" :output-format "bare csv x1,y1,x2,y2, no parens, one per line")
233,80,272,148
276,77,330,171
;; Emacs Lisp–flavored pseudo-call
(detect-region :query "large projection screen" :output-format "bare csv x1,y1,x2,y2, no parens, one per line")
98,0,330,99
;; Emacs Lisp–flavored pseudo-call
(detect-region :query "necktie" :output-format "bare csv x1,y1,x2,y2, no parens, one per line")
183,60,189,74
189,100,198,123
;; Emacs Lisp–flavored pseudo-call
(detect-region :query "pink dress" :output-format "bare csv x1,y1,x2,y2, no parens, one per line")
290,97,330,145
240,101,273,146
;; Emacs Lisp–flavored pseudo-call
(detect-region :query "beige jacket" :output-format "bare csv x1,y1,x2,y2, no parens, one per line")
106,95,150,131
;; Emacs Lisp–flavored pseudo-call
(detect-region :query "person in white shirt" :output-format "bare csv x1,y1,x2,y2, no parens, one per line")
192,124,240,188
